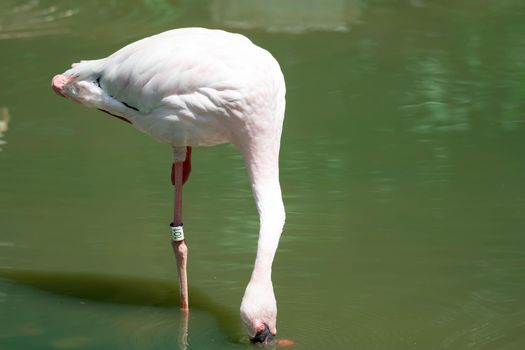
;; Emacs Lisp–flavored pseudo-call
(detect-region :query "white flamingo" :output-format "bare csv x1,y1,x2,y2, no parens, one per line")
51,27,286,344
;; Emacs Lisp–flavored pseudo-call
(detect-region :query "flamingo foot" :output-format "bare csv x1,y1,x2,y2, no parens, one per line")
276,339,295,348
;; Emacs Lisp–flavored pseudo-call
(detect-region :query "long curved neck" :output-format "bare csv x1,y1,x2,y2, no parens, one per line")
241,140,286,283
250,179,285,282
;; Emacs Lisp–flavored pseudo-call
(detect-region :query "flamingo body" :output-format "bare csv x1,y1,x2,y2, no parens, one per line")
52,28,286,343
55,28,285,148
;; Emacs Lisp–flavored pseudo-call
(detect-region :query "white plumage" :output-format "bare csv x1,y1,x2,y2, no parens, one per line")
52,27,286,343
59,28,285,147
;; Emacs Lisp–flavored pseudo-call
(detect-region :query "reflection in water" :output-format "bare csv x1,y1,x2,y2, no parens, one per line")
0,269,241,344
500,38,525,131
211,0,364,33
0,0,77,40
0,0,184,41
398,7,525,134
178,310,189,350
402,54,470,133
0,107,10,152
0,0,367,39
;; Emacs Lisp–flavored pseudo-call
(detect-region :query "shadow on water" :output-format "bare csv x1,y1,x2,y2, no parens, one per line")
0,268,243,344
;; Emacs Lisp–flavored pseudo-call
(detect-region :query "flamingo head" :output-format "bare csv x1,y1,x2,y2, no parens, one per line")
240,279,277,345
51,74,104,107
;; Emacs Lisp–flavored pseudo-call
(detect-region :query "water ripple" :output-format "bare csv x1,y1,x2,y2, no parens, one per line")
0,0,77,40
113,309,183,350
0,0,182,41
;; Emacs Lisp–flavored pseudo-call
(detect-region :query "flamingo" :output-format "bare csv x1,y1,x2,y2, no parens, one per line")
51,27,286,344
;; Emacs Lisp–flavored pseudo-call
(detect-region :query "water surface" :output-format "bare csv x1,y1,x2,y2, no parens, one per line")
1,0,525,349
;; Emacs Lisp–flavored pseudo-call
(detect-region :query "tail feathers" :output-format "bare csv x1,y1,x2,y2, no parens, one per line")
64,59,104,80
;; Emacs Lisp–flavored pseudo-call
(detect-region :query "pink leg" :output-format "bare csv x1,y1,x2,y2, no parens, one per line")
171,161,189,310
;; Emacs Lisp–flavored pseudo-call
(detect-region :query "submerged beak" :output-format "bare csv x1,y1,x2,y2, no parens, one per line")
250,323,275,345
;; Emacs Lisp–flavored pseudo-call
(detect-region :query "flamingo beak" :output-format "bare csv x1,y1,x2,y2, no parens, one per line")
250,323,274,345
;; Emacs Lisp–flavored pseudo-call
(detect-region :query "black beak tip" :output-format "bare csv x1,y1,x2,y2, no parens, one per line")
250,323,275,344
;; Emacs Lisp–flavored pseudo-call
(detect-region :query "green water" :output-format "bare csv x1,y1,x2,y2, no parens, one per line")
1,0,525,349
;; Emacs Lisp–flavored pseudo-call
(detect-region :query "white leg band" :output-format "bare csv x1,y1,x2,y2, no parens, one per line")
170,224,185,241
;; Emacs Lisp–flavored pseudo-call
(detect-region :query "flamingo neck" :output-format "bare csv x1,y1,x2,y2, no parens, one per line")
249,181,285,283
